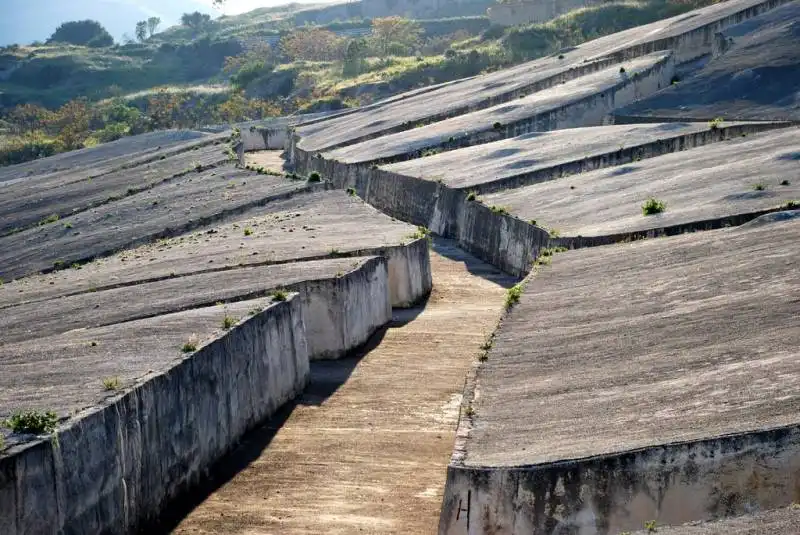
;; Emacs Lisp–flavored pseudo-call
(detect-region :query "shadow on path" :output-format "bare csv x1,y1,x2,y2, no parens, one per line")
431,237,519,289
146,301,428,534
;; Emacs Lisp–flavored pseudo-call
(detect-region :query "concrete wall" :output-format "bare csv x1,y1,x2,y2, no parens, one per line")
0,245,430,534
439,425,800,534
473,121,790,194
305,162,550,277
0,296,309,535
488,0,594,27
292,53,673,177
289,256,391,360
241,125,290,151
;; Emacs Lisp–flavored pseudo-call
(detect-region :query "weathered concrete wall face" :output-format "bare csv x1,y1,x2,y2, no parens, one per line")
241,125,290,151
0,297,309,535
608,0,791,64
439,425,800,535
488,0,594,27
385,237,434,306
291,257,392,359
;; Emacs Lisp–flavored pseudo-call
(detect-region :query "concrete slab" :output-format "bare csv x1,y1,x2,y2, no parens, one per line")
293,0,787,154
0,189,417,295
481,126,799,237
0,257,372,344
324,53,673,166
0,130,212,184
616,1,800,122
631,506,800,534
0,141,232,236
378,121,782,190
464,217,800,467
0,164,319,280
0,297,277,422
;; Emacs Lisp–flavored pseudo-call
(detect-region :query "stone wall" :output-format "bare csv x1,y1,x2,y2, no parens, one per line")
439,425,800,534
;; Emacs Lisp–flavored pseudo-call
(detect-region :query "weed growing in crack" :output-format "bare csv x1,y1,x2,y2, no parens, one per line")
3,410,58,435
221,316,237,330
103,377,121,391
642,198,666,216
505,283,523,310
271,289,288,301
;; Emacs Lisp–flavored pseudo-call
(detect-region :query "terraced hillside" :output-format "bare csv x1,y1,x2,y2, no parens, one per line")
1,0,799,533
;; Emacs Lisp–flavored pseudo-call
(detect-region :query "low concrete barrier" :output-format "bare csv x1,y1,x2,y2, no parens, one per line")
439,424,800,534
0,296,309,535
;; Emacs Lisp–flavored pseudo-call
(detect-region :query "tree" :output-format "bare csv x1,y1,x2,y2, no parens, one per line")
280,28,346,62
135,21,148,43
47,20,114,48
147,17,161,37
370,17,422,55
181,12,211,30
343,38,368,76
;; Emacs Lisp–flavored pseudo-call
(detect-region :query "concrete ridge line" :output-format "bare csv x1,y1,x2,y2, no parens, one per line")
22,183,327,280
0,155,235,239
295,56,622,154
448,420,800,471
556,204,800,249
0,240,422,311
464,121,792,195
46,257,380,335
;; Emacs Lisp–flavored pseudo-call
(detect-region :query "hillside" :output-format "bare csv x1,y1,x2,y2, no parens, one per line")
0,0,213,46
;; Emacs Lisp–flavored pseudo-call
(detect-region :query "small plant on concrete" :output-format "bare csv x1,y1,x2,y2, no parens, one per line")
102,377,121,391
194,162,203,173
181,341,198,353
549,228,561,238
3,410,58,435
466,191,477,201
243,228,253,236
644,519,657,532
505,283,523,310
271,289,288,301
529,219,537,226
346,187,357,196
63,222,73,229
53,260,66,270
670,75,681,85
221,316,237,330
782,200,798,210
642,198,667,216
329,247,342,256
464,406,475,417
421,148,441,157
752,183,766,191
493,121,503,130
708,117,724,130
780,179,790,186
39,213,60,226
408,226,431,241
249,307,264,316
307,172,322,183
619,66,626,74
490,205,509,215
90,341,98,347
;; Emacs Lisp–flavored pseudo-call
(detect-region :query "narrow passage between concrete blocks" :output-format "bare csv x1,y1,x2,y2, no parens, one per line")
164,239,516,534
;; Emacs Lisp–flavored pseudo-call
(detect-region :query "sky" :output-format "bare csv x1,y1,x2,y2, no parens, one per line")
0,0,333,46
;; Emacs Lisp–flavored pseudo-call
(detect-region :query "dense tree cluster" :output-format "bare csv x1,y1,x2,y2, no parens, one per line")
47,20,114,48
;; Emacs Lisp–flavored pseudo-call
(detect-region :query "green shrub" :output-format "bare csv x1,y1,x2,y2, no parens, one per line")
466,191,477,201
3,410,59,435
221,315,236,330
308,171,321,182
347,187,357,196
490,205,509,215
708,117,724,130
504,283,523,310
243,228,253,236
181,341,198,353
642,197,666,216
752,183,766,191
102,377,121,391
271,289,288,301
